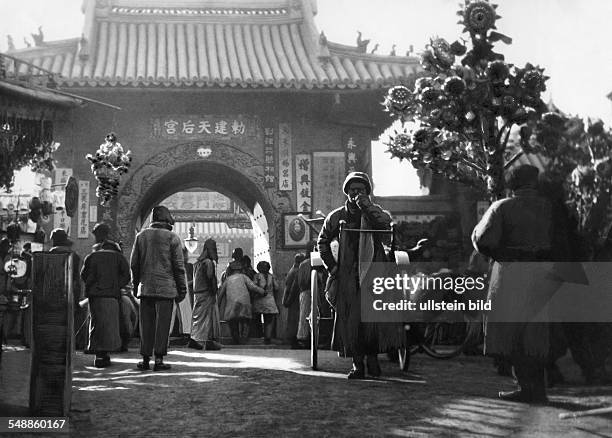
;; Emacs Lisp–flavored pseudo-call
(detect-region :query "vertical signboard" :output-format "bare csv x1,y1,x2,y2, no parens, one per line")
263,128,275,188
346,136,358,173
278,123,292,191
78,181,90,238
295,154,312,213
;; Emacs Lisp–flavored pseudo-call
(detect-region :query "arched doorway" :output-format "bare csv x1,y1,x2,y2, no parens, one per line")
115,141,276,268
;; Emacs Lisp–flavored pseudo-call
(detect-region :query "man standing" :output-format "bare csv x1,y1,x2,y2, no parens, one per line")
472,165,555,403
131,206,187,371
80,223,130,368
317,172,404,379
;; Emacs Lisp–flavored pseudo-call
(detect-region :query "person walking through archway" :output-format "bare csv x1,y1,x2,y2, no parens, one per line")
218,260,265,344
282,253,306,348
189,238,222,351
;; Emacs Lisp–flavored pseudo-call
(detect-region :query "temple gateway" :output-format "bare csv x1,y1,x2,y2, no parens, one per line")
6,0,437,277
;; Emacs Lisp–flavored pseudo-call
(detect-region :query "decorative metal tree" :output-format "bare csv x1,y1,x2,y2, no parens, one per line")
529,113,612,252
382,0,550,200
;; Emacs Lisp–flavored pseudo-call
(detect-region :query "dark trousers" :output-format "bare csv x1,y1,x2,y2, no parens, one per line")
352,323,379,368
228,319,250,343
512,355,546,399
139,297,173,357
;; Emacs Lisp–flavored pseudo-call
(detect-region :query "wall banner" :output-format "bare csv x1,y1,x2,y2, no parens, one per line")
278,123,292,191
78,180,90,238
264,128,275,188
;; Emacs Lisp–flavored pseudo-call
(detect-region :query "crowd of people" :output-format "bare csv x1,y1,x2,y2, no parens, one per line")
1,169,611,404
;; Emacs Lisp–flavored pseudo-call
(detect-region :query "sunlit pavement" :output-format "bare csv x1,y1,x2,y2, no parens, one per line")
2,343,612,437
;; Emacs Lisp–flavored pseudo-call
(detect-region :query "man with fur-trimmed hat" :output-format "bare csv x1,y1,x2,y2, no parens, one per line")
317,172,405,379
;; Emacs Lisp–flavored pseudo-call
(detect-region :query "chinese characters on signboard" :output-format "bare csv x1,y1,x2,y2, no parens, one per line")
278,123,292,191
264,128,275,188
295,154,312,213
346,137,358,173
160,191,232,212
78,181,90,238
312,152,346,215
152,116,250,139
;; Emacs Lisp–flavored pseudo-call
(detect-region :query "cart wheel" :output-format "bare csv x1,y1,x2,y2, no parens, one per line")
310,269,319,370
420,322,466,359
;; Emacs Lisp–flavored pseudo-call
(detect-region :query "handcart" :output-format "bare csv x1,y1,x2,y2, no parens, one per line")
301,213,411,371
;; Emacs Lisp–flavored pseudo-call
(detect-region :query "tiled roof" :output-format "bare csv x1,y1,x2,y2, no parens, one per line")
3,0,420,89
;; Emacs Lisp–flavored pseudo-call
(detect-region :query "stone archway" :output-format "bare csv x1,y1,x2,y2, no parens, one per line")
115,141,289,266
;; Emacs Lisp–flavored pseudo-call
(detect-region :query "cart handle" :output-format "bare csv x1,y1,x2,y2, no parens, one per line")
339,219,395,235
340,228,394,234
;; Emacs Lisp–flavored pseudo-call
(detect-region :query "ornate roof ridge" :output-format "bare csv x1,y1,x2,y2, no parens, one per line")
2,1,421,89
5,38,79,56
326,41,418,64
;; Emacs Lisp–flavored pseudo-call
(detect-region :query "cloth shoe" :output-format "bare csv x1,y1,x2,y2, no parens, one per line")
188,339,204,350
348,357,365,379
366,355,382,377
498,388,547,404
137,355,150,371
154,356,171,371
347,368,365,379
94,356,111,368
498,389,531,403
205,341,222,351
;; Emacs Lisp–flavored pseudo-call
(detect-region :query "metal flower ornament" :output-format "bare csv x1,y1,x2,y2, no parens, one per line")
86,133,132,206
382,0,550,200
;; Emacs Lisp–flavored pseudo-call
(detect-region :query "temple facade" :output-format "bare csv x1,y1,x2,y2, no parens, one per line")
5,0,442,276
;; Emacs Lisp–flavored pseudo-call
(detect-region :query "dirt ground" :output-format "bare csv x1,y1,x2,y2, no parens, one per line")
2,343,612,437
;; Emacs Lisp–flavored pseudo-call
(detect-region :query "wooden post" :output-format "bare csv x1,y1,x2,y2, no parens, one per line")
29,252,73,416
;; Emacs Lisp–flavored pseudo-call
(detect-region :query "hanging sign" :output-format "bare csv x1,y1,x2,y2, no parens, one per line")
346,136,358,173
78,180,90,238
264,128,275,188
278,123,292,191
295,154,312,213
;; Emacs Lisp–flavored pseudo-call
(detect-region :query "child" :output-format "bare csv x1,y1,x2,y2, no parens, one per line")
253,261,279,344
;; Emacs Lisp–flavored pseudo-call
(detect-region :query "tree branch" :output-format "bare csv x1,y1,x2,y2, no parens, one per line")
459,157,486,174
496,120,514,151
503,150,524,169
